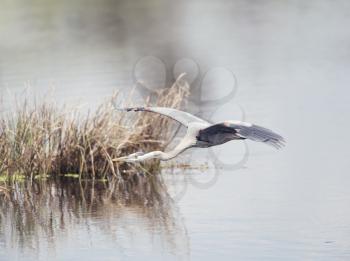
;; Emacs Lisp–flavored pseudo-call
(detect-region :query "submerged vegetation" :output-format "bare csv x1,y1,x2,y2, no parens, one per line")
0,77,189,182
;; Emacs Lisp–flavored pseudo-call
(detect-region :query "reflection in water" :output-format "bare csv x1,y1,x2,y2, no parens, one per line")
0,175,189,260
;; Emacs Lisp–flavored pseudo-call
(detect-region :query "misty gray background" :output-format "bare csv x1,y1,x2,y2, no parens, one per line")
1,0,350,260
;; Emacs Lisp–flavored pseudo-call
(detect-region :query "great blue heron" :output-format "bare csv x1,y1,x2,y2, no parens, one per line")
115,107,285,162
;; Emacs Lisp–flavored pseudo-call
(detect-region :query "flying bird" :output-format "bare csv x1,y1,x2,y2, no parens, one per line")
115,107,285,162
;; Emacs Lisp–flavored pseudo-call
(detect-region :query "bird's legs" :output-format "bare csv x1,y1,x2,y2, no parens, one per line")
130,151,163,162
113,151,144,162
114,127,197,163
114,149,186,162
113,151,163,162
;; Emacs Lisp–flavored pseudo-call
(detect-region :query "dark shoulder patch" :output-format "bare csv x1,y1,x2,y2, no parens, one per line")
197,123,241,144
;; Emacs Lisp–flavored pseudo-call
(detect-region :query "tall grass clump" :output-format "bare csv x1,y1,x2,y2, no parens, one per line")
0,76,189,181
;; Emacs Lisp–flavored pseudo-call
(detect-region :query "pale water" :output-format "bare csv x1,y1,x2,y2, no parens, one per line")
1,0,350,260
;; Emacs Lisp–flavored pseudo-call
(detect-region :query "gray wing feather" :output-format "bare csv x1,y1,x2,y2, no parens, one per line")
116,107,210,127
226,121,285,149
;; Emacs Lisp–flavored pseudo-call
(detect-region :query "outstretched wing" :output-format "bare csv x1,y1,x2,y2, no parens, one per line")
200,120,285,149
225,121,285,149
116,106,210,127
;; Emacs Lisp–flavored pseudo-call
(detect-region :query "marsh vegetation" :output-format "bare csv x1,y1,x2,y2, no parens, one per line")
0,77,189,183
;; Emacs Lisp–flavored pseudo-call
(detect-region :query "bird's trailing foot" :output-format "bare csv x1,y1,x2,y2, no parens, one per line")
113,151,144,162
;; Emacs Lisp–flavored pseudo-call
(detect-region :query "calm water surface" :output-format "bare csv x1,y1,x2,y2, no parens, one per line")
1,0,350,260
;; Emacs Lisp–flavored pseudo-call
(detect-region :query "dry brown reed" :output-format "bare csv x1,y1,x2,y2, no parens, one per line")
0,76,189,181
